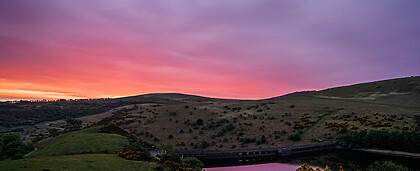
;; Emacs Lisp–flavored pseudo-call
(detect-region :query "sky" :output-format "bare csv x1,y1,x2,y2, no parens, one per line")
0,0,419,101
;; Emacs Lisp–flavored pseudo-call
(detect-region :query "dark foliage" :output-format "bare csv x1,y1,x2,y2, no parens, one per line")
338,130,420,153
0,133,33,160
288,133,302,141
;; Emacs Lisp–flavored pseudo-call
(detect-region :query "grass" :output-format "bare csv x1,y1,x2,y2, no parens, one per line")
313,76,420,98
0,154,156,171
29,126,129,158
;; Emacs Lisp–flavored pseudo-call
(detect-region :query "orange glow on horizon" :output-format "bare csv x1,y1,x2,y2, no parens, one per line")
1,1,418,101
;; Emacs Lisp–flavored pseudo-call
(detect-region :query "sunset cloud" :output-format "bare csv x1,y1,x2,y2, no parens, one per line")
0,0,419,100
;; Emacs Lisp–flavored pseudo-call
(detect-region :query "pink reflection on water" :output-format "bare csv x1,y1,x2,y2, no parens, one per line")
204,163,300,171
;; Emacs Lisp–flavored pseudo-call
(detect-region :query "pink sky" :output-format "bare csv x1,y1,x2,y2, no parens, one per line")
0,1,419,100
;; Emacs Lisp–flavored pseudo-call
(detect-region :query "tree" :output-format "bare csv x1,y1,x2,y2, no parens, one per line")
0,133,28,159
183,157,204,170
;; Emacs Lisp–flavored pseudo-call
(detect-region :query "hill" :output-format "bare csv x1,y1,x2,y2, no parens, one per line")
0,125,157,171
28,126,129,158
1,76,419,152
313,76,420,98
101,77,420,151
310,76,420,108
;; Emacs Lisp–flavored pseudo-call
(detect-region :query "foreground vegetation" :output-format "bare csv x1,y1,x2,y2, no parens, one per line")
296,161,409,171
1,125,205,171
338,130,420,153
0,133,33,160
0,154,156,171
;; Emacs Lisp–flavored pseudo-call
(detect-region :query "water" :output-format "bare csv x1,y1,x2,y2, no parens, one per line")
204,163,300,171
202,149,420,171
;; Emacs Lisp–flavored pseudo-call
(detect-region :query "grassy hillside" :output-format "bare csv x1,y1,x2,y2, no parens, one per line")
96,77,419,151
0,154,155,171
29,126,129,158
3,76,419,153
314,76,420,98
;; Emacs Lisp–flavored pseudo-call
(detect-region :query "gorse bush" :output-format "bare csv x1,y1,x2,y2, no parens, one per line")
119,150,151,161
296,163,335,171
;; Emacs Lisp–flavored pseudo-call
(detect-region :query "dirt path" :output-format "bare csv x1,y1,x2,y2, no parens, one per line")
24,148,37,157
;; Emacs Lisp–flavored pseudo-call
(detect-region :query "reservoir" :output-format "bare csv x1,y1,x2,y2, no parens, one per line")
202,149,420,171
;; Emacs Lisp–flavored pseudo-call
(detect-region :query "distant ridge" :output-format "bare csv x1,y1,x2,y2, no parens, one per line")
269,90,316,99
313,76,420,98
114,76,420,101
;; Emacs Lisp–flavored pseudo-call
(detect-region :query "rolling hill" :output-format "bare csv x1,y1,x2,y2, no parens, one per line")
94,76,419,151
1,76,419,151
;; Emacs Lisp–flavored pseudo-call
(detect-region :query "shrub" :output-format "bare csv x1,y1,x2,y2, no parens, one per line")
196,119,204,126
0,133,31,159
256,135,267,145
160,160,195,171
288,134,302,142
160,143,173,152
168,134,174,139
296,163,333,171
160,152,181,163
367,161,408,171
119,150,152,161
183,157,204,170
240,138,256,144
223,124,235,132
66,119,82,125
200,141,209,149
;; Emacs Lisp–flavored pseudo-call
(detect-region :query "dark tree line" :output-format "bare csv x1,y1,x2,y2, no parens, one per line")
339,130,420,153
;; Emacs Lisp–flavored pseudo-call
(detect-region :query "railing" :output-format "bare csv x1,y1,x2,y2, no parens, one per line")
175,141,336,160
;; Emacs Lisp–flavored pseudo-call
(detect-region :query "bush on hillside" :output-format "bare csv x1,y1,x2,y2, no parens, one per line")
367,161,408,171
338,130,420,153
196,119,203,125
256,135,267,145
119,150,151,161
0,133,33,160
183,157,204,170
160,152,181,163
288,134,302,142
296,163,333,171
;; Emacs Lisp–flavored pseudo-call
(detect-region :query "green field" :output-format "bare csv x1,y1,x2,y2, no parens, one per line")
29,126,129,158
0,154,155,171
